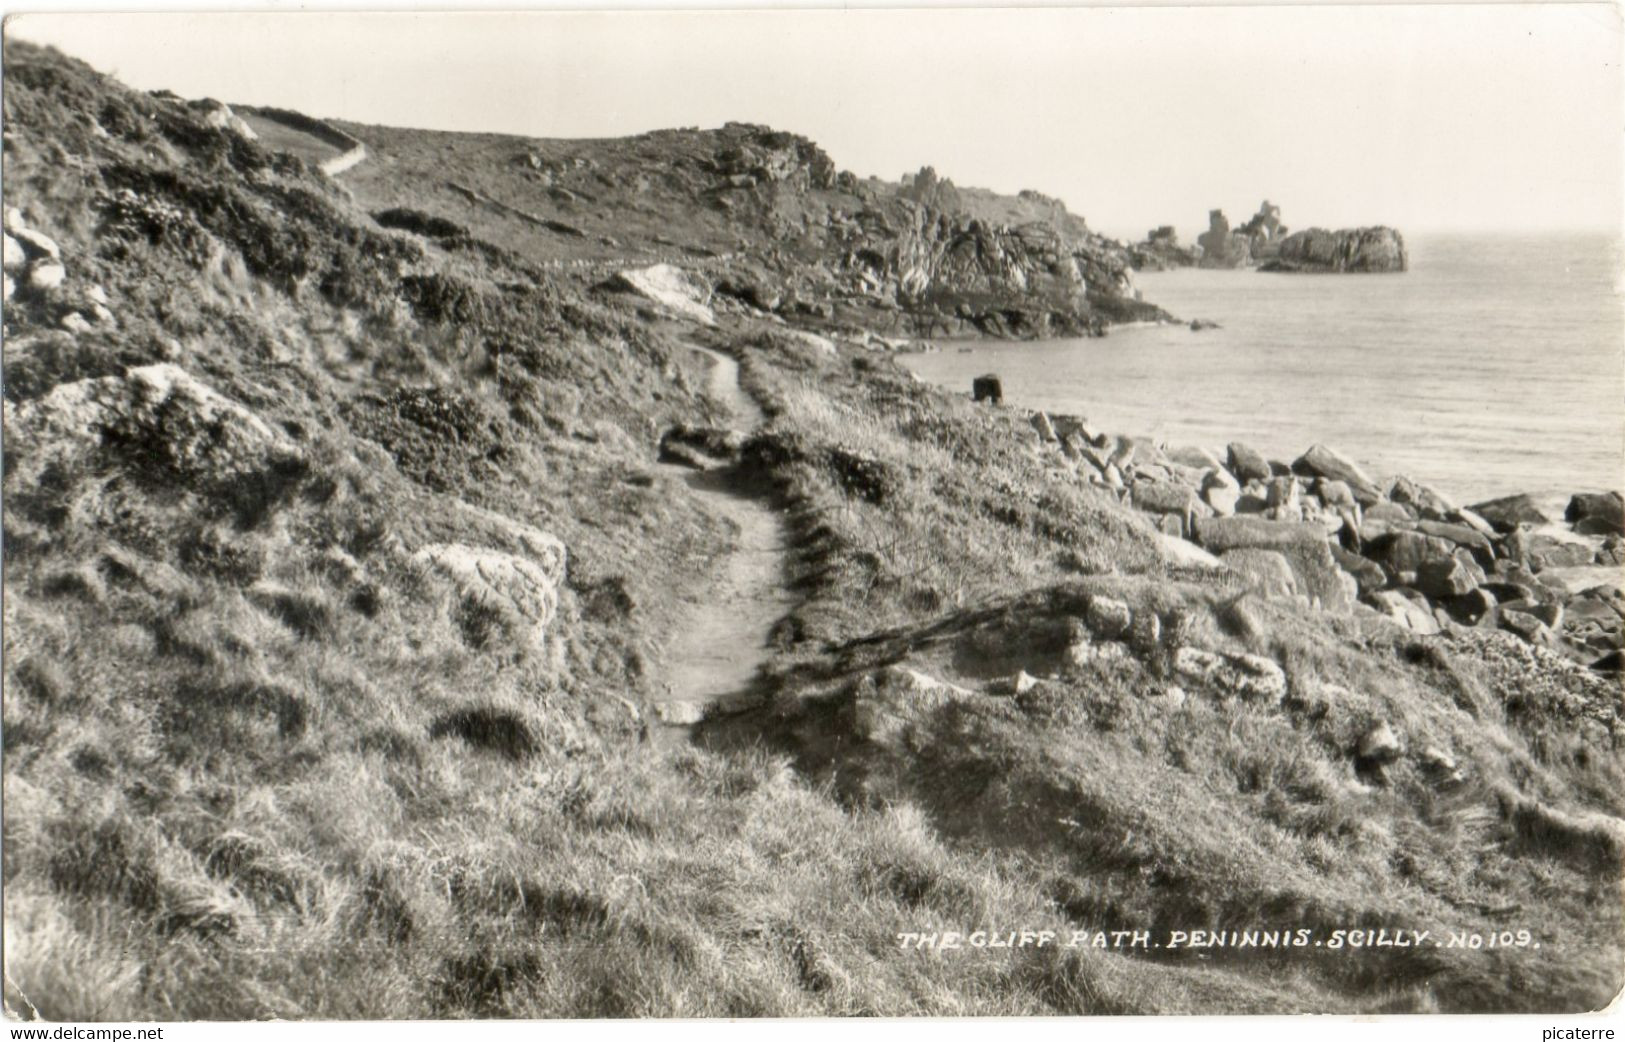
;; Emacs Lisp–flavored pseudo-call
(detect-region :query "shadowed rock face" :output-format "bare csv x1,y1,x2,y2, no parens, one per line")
832,184,1164,338
1261,226,1408,273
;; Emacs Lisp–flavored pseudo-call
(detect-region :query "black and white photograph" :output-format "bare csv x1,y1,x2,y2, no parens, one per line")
1,3,1621,1022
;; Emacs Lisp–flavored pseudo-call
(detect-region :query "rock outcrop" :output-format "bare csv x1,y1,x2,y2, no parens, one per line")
1173,646,1288,702
1236,200,1287,261
1127,225,1200,271
189,98,258,140
3,363,303,492
1196,210,1252,269
1133,204,1403,276
853,665,975,748
692,125,1166,338
1470,493,1552,532
1260,227,1407,273
1192,516,1353,613
411,539,567,653
714,122,838,192
836,198,1157,338
606,264,716,325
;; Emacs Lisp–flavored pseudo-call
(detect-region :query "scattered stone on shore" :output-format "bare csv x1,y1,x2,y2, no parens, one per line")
1194,515,1353,613
1566,491,1624,536
1019,416,1619,663
1202,484,1240,516
1416,556,1479,599
1470,493,1552,532
1368,590,1441,635
1226,442,1272,484
1031,411,1057,442
1222,548,1299,599
1293,444,1380,503
1156,532,1225,571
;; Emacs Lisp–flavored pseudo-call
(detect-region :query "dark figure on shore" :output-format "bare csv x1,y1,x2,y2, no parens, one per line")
973,374,1003,405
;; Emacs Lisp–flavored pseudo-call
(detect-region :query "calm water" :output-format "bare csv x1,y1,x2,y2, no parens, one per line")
901,234,1624,511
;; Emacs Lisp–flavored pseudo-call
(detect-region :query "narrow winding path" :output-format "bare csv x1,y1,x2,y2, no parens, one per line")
652,346,795,730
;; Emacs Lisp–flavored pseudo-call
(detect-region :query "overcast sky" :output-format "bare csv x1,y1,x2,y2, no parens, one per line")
9,5,1622,240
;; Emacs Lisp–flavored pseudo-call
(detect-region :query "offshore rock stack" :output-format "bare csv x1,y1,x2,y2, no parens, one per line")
1127,201,1406,274
1019,406,1623,669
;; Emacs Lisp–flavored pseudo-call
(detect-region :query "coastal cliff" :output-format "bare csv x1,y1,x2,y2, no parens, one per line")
335,121,1166,340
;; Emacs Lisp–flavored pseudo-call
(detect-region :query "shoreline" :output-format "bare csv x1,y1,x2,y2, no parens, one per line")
894,325,1622,511
883,360,1623,666
900,355,1614,512
1030,402,1623,665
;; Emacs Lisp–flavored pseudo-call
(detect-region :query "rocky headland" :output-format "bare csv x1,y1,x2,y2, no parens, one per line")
334,119,1170,342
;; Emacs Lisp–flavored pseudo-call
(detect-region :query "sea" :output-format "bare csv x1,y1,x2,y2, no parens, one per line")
899,234,1624,515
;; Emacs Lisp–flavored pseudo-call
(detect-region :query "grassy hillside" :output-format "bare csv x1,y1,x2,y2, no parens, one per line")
2,40,1620,1019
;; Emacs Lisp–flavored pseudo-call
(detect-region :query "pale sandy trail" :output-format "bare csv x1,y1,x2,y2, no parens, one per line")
651,346,794,729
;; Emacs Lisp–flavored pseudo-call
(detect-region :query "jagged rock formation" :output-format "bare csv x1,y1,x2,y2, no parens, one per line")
1195,209,1252,269
712,122,839,191
1129,204,1405,276
817,161,1162,337
1261,226,1408,273
1236,200,1287,262
896,165,963,212
1127,225,1200,271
